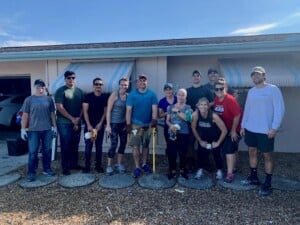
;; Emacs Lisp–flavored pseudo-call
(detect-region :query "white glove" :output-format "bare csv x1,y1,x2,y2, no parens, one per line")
51,126,57,137
21,128,28,141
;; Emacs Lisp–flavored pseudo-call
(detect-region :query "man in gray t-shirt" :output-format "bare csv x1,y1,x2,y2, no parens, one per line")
21,79,57,182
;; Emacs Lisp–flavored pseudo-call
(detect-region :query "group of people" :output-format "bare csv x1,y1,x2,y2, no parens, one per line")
20,66,285,197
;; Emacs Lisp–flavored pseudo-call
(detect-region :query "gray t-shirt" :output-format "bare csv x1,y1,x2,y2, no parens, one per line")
22,95,55,131
167,104,192,134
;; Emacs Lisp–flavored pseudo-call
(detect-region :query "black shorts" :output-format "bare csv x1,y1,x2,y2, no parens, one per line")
244,129,274,152
223,135,240,154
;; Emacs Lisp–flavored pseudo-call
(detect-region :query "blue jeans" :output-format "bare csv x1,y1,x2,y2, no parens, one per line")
107,123,127,158
27,129,52,174
57,123,81,170
84,126,105,169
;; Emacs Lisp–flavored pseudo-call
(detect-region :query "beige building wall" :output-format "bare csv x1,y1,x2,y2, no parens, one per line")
0,56,298,153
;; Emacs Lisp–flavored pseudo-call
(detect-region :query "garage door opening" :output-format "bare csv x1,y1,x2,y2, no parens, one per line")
0,76,31,95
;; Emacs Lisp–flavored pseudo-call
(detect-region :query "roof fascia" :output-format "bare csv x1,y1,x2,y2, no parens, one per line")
0,39,299,62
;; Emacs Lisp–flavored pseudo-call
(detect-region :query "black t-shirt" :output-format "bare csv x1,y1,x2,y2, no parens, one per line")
83,92,108,126
186,86,213,110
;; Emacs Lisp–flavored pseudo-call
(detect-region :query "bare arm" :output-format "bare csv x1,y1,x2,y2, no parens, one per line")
152,104,158,120
191,111,206,148
51,112,56,127
230,113,241,141
105,92,117,133
126,106,132,125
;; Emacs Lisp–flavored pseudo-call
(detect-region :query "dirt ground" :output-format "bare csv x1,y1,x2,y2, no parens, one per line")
0,151,299,225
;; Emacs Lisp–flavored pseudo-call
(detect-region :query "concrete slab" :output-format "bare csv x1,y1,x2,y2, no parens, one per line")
0,141,28,176
177,173,214,190
19,174,58,189
138,173,176,189
218,174,257,191
99,173,135,189
58,173,96,188
272,176,300,191
0,172,21,187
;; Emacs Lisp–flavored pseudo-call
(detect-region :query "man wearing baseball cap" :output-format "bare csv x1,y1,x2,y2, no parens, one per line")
21,79,57,181
126,74,158,178
241,66,285,196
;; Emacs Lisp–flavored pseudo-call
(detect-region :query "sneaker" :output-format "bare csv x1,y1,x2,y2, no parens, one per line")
115,164,126,173
106,166,113,176
82,167,91,174
142,164,152,174
42,169,56,176
26,173,36,182
133,167,142,178
224,173,234,183
62,169,71,176
242,175,261,185
194,169,203,179
259,183,273,196
216,170,223,180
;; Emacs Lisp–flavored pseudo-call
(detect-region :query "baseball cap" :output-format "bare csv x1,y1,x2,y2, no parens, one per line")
34,79,45,87
251,66,266,75
137,74,147,80
163,83,173,90
208,68,218,74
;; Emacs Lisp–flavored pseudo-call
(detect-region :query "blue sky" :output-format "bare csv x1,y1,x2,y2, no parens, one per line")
0,0,299,47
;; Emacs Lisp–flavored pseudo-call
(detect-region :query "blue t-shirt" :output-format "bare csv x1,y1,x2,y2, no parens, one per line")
126,88,158,127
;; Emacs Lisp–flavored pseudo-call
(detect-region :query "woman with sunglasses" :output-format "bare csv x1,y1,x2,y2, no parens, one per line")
213,78,242,183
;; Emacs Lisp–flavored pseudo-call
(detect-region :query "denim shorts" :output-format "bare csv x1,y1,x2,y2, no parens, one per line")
129,126,152,148
244,129,274,152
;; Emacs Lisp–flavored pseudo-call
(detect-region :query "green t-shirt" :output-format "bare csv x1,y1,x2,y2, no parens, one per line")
54,85,84,124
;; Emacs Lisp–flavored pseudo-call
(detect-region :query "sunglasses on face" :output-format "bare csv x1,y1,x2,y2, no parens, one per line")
66,76,76,80
94,83,103,86
215,87,225,92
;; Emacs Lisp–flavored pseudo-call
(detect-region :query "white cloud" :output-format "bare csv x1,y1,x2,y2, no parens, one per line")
0,40,63,47
231,23,278,35
231,10,300,35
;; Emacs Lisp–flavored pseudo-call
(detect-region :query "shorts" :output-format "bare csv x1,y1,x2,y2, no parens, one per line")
129,126,152,148
244,129,274,152
223,134,240,154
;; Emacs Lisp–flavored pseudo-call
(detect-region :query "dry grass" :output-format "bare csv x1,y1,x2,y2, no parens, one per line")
0,151,299,225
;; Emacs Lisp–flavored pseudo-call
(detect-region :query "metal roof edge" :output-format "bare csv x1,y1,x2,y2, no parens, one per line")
0,34,299,62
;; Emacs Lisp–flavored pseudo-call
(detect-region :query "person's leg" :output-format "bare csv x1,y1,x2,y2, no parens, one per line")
41,129,53,172
95,127,105,171
116,123,127,165
178,134,189,179
57,124,73,172
69,125,81,168
27,131,40,176
167,138,177,176
84,139,93,171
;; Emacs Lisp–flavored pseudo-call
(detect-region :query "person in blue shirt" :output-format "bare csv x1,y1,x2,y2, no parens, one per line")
126,74,158,178
158,83,177,155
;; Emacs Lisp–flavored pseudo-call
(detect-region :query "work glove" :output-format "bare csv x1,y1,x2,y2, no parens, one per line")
51,126,57,137
126,124,132,134
21,128,28,141
150,119,158,128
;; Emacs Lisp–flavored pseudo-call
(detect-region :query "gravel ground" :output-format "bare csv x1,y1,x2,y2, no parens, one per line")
0,151,299,225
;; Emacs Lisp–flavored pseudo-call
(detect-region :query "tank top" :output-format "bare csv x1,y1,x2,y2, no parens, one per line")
196,110,221,142
111,92,127,123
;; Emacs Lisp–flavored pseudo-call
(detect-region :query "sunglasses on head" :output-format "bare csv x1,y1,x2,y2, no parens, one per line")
66,76,76,80
94,83,103,86
215,87,225,92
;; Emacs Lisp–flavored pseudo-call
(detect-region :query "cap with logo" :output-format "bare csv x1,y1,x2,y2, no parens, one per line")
163,83,173,90
251,66,266,76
